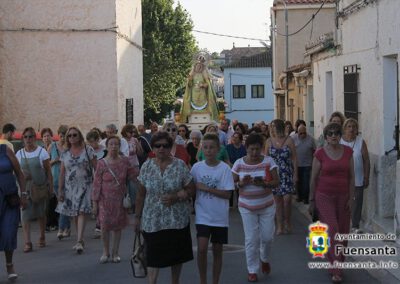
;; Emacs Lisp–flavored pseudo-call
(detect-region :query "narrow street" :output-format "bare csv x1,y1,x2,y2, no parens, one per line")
1,205,377,284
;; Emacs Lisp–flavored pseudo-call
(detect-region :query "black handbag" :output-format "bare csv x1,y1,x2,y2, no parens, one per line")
130,232,147,278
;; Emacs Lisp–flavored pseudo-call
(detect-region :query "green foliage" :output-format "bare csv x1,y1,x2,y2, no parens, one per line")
142,0,198,123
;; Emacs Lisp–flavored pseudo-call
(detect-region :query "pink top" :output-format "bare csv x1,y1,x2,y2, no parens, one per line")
232,156,277,211
315,146,353,195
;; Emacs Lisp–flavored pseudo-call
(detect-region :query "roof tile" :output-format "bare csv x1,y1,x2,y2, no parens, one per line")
274,0,335,5
222,51,272,69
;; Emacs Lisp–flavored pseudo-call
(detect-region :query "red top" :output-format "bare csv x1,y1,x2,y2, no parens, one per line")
315,146,353,195
148,144,190,166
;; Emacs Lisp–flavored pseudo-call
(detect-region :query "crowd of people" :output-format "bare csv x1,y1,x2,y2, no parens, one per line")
0,113,370,283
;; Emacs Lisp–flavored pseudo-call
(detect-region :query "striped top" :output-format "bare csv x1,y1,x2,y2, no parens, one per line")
232,156,278,211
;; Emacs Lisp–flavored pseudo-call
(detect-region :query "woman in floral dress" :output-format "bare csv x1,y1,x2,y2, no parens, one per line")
134,131,195,284
56,127,96,254
92,135,135,263
265,119,297,235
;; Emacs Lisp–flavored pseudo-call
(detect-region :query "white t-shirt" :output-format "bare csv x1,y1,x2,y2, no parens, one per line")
100,137,129,157
191,160,235,227
16,146,50,167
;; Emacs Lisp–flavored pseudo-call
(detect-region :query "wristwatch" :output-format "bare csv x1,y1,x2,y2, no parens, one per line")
21,192,28,197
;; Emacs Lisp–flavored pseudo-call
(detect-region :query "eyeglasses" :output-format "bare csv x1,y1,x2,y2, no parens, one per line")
327,131,340,137
166,128,177,132
68,133,78,138
23,135,34,139
153,143,170,149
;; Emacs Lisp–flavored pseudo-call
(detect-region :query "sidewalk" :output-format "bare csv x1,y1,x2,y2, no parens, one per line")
1,206,378,284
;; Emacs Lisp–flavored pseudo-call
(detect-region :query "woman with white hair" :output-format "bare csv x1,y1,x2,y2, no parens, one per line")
186,130,202,166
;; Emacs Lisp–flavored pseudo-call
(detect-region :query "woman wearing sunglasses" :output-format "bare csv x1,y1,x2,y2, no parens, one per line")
158,122,190,166
308,122,355,283
15,127,53,253
56,127,97,254
134,131,195,284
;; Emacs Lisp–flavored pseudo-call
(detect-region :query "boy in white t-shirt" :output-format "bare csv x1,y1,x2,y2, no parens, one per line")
190,133,234,284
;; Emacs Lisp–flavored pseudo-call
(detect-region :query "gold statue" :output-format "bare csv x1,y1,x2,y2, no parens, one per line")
180,55,219,123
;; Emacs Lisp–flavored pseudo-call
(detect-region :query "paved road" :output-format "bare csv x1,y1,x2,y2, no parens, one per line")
1,206,378,284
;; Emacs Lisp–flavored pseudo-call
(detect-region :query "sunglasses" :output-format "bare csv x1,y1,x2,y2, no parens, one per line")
166,128,177,132
24,135,35,139
327,131,340,137
68,133,79,138
153,143,170,149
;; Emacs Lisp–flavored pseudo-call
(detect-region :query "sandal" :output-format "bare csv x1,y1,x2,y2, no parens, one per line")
74,240,85,254
112,255,121,263
332,275,342,283
23,242,33,253
284,222,292,234
99,255,110,264
6,263,18,281
38,237,46,248
62,229,71,238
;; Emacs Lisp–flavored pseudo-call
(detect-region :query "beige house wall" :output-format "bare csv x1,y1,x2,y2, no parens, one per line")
272,3,336,122
0,0,143,134
272,5,336,86
116,0,143,127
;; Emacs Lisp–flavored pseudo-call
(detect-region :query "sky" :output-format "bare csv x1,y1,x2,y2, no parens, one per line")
175,0,274,53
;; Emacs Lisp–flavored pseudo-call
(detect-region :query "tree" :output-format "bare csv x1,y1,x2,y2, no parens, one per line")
142,0,197,123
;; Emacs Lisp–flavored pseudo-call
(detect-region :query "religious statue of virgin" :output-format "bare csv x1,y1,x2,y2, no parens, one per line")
180,55,219,123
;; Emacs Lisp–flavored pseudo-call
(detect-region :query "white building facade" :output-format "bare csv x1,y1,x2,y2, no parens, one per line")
223,52,274,125
0,0,143,133
310,0,400,236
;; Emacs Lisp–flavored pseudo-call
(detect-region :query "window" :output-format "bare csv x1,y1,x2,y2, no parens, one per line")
126,98,134,124
251,85,264,98
343,65,360,121
233,85,246,99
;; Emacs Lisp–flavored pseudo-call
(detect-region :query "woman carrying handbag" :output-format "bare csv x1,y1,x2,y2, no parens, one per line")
15,127,53,253
92,135,136,263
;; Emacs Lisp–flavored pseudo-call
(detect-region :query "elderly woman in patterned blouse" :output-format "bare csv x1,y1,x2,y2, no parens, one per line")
134,131,195,284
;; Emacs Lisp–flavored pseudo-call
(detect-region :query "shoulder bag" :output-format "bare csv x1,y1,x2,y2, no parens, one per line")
130,231,147,278
23,148,48,203
103,159,131,209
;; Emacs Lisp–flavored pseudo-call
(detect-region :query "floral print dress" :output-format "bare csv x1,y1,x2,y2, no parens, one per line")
92,157,134,231
138,158,192,233
269,145,294,196
56,146,95,216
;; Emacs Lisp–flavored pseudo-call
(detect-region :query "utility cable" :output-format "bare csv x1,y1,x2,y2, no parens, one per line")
192,29,270,43
274,0,327,37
